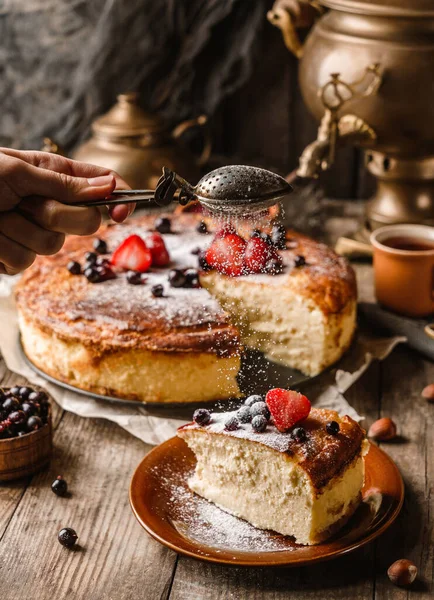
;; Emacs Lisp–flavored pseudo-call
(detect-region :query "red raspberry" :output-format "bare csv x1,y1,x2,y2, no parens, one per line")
244,237,279,274
146,232,170,267
265,388,311,432
205,233,246,277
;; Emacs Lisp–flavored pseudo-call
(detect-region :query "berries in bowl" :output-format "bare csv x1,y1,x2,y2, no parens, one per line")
0,386,52,481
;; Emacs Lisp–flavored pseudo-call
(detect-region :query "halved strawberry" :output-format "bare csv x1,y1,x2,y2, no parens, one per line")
265,388,311,432
146,232,170,267
244,237,279,274
205,233,246,277
111,235,152,273
214,224,236,239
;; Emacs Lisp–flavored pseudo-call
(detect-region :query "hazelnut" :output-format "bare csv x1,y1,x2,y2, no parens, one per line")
422,384,434,402
368,417,397,441
387,559,418,587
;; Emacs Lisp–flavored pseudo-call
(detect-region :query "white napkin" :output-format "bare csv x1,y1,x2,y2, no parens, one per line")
0,275,405,445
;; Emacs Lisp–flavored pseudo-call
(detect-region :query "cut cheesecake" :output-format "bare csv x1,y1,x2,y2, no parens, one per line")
178,404,368,545
15,213,357,403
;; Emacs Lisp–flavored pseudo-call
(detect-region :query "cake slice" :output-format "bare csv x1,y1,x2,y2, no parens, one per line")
178,389,368,545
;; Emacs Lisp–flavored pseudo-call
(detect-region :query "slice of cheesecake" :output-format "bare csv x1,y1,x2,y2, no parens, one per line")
178,393,368,545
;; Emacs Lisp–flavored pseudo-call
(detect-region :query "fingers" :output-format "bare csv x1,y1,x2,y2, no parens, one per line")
1,153,116,205
0,212,65,256
18,197,102,236
108,203,136,223
0,233,36,274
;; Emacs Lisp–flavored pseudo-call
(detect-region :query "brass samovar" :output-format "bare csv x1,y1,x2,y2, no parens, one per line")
269,0,434,230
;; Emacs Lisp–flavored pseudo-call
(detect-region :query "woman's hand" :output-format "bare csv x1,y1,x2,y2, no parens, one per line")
0,149,133,275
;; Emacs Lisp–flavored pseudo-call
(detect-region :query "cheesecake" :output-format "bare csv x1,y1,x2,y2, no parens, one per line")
15,213,357,404
178,390,368,545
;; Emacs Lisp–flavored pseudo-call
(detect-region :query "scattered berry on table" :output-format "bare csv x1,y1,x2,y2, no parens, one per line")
151,284,164,298
237,406,252,423
193,408,212,426
93,238,108,254
67,261,81,275
326,421,340,435
224,416,240,431
155,216,172,234
58,527,78,548
126,271,146,285
84,267,100,283
51,476,68,497
252,415,268,433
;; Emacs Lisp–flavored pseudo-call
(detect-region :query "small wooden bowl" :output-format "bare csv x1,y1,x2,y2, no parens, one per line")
0,412,52,482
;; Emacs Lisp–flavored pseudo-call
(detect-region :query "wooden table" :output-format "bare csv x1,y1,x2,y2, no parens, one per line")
0,202,433,599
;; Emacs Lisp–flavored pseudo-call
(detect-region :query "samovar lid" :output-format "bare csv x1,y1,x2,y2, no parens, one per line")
320,0,434,17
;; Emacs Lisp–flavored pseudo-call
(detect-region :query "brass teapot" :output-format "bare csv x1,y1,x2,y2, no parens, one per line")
73,92,211,189
269,0,434,229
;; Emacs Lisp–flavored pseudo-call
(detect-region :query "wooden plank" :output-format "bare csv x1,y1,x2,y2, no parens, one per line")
373,346,434,598
0,410,177,600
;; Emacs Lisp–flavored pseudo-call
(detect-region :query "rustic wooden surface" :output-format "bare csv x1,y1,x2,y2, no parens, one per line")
0,203,433,599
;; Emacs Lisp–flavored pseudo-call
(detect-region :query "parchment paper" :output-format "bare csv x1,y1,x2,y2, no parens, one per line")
0,275,406,445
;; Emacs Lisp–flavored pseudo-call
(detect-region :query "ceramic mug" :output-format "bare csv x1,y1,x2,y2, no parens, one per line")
371,224,434,317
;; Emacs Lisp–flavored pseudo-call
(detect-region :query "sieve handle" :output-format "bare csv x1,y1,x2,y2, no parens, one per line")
76,189,156,207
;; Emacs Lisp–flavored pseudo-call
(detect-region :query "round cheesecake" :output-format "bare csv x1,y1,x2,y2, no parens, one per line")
15,213,357,403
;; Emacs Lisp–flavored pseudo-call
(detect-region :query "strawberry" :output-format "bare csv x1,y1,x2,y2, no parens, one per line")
244,237,279,274
146,232,170,267
111,235,152,273
214,224,236,239
205,233,246,277
265,388,311,432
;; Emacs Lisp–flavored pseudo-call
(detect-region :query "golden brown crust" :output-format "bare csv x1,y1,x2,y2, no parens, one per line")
15,213,356,358
178,407,365,490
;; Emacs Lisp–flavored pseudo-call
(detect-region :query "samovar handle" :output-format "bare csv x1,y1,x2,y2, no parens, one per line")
267,0,322,59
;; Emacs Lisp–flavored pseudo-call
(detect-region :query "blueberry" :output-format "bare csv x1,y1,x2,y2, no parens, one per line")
168,269,187,288
191,247,201,255
224,416,240,431
193,408,211,426
198,253,211,272
28,391,48,405
250,401,270,421
67,261,81,275
265,258,284,275
294,255,306,268
244,395,263,407
326,421,340,435
9,386,21,397
84,251,97,265
251,229,262,239
237,406,252,424
93,238,108,254
151,284,164,298
58,527,78,548
126,271,144,285
51,476,68,497
184,268,199,288
271,224,287,249
252,415,268,433
9,410,26,425
196,221,208,234
18,387,32,400
292,427,307,442
3,397,21,413
22,402,36,417
95,265,116,282
96,256,110,267
260,233,273,246
155,217,171,234
27,416,43,431
84,267,100,283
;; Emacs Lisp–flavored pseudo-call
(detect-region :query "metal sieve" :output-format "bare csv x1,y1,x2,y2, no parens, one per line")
82,165,293,217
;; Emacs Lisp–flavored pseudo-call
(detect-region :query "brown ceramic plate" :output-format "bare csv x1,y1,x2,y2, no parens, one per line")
129,437,404,567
